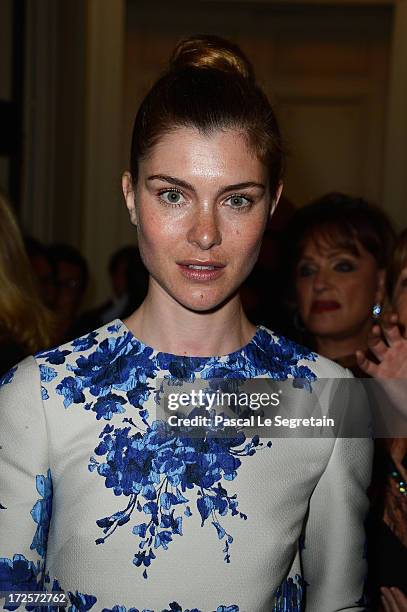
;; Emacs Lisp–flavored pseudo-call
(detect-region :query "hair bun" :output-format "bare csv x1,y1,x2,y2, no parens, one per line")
169,35,255,81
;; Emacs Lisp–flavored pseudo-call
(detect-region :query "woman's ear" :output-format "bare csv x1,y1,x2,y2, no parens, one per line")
122,171,138,226
270,182,283,218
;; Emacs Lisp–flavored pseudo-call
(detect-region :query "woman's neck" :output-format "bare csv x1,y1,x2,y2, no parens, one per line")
314,326,370,361
123,284,256,357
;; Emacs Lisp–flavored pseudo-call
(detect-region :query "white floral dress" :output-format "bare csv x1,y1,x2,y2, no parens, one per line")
0,320,371,611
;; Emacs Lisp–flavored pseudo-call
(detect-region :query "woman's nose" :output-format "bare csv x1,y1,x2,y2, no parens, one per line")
312,269,331,292
186,209,222,250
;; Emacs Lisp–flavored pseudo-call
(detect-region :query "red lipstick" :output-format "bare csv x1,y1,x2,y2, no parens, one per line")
311,300,340,313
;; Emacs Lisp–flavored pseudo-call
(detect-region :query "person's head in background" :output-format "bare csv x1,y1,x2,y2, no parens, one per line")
0,194,54,366
48,243,89,340
387,228,407,331
24,236,58,309
108,246,148,305
283,193,395,362
240,195,296,329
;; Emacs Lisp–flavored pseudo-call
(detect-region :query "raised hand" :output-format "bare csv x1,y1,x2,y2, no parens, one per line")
381,587,407,612
356,312,407,379
356,312,407,437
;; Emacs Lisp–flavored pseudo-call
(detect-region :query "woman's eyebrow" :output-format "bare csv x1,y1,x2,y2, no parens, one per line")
218,181,265,194
147,174,195,191
147,174,265,195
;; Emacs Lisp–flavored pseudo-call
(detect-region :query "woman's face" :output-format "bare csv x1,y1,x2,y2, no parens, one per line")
123,127,280,313
392,265,407,330
295,234,383,341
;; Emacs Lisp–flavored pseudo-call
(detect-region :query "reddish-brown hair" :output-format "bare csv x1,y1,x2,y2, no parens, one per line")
285,192,395,271
280,192,396,304
129,35,284,199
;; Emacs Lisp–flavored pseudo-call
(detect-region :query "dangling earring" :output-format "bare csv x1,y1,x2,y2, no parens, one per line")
372,303,382,319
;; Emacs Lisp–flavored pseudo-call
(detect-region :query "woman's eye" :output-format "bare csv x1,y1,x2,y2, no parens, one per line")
226,194,252,209
297,263,316,278
159,189,184,206
334,260,355,272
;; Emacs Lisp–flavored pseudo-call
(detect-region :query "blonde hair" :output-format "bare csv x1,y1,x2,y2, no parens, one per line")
387,228,407,299
0,193,54,353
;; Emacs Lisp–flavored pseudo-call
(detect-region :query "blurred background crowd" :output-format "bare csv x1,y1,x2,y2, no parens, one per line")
1,1,407,610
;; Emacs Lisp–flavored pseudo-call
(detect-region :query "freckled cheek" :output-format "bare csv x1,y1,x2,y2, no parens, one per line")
137,212,178,254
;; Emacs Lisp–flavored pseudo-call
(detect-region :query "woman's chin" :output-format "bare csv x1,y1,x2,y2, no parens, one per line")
305,314,343,335
307,323,345,338
174,289,236,314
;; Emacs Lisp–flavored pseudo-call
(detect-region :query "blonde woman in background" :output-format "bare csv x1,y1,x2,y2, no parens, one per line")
0,193,54,376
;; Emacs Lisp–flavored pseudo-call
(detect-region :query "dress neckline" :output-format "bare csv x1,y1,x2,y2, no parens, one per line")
114,318,266,361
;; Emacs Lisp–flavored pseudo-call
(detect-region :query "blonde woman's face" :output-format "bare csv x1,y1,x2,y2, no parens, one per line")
123,127,281,313
393,266,407,331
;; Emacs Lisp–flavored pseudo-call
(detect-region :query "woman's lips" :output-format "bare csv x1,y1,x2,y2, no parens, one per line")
311,300,340,313
177,262,226,282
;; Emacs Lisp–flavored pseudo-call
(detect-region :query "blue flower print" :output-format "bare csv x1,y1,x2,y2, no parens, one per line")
200,330,317,385
34,323,318,593
71,331,98,352
36,347,72,365
90,418,267,578
67,334,154,396
108,321,122,333
0,555,43,610
45,333,158,424
0,365,17,387
43,574,239,612
272,574,305,612
67,591,98,611
161,605,239,612
30,469,53,558
91,393,127,420
102,607,140,612
127,376,155,412
202,361,254,381
56,376,86,408
39,364,57,383
101,604,239,612
245,329,317,380
155,353,208,383
42,575,97,612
